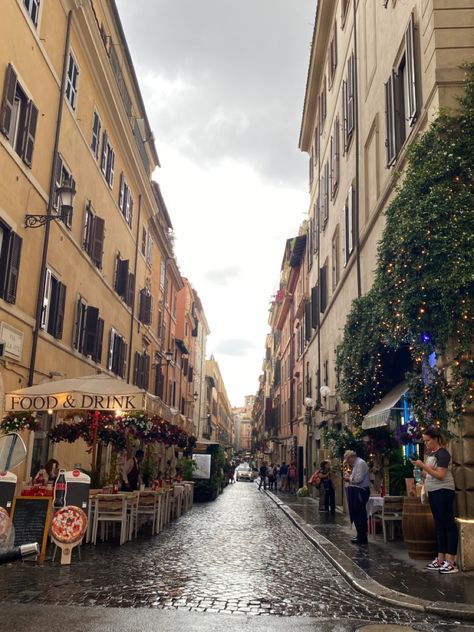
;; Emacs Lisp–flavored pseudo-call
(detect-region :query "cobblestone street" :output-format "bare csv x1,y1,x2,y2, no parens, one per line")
0,483,470,630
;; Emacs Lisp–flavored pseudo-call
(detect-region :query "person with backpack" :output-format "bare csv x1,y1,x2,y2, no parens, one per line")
288,461,298,493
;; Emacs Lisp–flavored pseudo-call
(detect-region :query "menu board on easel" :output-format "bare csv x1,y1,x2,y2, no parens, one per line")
11,497,53,561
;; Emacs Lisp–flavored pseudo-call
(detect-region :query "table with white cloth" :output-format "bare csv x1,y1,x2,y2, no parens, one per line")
367,496,384,537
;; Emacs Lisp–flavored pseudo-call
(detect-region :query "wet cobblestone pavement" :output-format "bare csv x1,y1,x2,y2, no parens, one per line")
0,483,470,628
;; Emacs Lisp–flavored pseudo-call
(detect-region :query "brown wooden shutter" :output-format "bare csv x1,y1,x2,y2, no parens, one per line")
84,306,99,356
320,266,327,314
53,282,66,339
22,100,38,167
0,64,17,139
133,351,141,386
4,232,22,304
144,292,152,325
127,273,135,308
311,285,319,328
143,354,150,390
118,172,125,210
119,340,127,378
116,258,129,297
91,216,105,267
100,131,108,174
385,74,396,166
405,14,417,125
94,317,104,363
304,301,312,341
112,333,121,374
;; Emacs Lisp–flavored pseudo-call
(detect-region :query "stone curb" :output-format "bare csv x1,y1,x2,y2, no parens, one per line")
265,491,474,623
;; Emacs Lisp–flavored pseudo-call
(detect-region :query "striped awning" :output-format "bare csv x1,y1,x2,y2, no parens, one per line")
362,382,408,429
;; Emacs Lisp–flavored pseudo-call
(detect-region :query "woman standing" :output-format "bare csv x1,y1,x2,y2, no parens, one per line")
414,426,458,574
319,460,335,513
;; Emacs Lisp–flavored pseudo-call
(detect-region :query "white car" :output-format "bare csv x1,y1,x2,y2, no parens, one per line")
235,464,254,481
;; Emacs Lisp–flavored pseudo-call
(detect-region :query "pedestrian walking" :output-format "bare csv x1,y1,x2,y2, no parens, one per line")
319,460,335,513
267,463,276,490
258,462,268,491
413,426,459,574
343,450,370,545
279,461,288,491
287,461,298,493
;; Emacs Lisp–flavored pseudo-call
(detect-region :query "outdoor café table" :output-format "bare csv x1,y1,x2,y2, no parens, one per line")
367,495,384,538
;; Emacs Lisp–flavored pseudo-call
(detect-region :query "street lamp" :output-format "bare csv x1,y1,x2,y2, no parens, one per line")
165,350,173,364
25,177,76,228
193,392,198,401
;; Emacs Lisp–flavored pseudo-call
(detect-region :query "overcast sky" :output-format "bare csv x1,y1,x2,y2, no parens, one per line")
115,0,315,406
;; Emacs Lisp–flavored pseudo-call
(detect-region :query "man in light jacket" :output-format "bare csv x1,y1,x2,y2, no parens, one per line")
344,450,370,545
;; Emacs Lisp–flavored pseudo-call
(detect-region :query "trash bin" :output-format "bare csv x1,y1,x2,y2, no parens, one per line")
456,518,474,571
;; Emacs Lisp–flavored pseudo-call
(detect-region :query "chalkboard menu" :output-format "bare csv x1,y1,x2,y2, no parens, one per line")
11,497,53,560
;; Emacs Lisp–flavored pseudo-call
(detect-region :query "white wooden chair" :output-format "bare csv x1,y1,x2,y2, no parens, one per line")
136,491,158,535
381,496,404,542
91,494,128,545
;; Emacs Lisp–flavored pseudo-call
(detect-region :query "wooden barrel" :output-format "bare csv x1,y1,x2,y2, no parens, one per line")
402,496,437,559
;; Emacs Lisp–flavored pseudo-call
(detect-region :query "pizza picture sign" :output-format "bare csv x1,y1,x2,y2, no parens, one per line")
51,506,87,544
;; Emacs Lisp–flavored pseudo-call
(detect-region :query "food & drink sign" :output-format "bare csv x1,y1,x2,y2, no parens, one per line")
5,392,144,412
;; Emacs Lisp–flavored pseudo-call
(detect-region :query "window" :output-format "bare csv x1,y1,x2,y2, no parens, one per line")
385,14,417,166
41,269,66,339
65,53,79,111
342,54,355,153
320,261,328,314
0,65,38,167
91,111,101,159
0,221,22,304
118,173,134,227
319,77,327,130
138,288,152,326
159,259,166,289
141,226,147,257
304,301,312,342
332,227,340,290
343,185,355,265
108,328,127,377
146,233,153,266
53,153,75,228
83,203,105,268
311,284,319,329
328,23,337,89
114,255,134,307
23,0,40,26
100,131,115,188
330,117,340,198
341,0,350,26
133,351,150,390
321,162,329,228
73,299,103,362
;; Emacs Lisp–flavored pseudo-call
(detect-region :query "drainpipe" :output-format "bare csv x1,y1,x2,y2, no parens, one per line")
353,0,362,298
28,10,73,386
127,194,141,383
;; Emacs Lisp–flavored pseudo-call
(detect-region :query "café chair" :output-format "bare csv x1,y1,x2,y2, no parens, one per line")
91,494,128,545
380,495,404,543
136,491,158,535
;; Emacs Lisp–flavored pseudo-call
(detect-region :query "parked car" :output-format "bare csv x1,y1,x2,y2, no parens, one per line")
235,463,254,482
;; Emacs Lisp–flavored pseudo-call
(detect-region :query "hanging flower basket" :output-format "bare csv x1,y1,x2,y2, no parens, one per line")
0,411,40,434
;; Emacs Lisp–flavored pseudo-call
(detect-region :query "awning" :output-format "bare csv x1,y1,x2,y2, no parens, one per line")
362,382,408,430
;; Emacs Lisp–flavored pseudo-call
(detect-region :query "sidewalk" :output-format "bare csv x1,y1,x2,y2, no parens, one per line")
266,489,474,622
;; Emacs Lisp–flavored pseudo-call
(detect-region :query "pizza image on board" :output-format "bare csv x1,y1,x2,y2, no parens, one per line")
0,507,13,546
51,506,87,544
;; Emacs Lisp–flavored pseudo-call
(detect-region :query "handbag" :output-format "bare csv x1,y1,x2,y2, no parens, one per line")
309,471,321,487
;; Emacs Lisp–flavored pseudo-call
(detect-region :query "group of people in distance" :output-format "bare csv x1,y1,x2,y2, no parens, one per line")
257,461,298,492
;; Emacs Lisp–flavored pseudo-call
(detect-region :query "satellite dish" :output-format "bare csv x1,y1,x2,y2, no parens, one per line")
320,385,331,398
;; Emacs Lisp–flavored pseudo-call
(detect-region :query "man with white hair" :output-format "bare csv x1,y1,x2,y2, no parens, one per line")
343,450,370,545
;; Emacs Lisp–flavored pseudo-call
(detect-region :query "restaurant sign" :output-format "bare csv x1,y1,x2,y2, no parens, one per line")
5,393,144,413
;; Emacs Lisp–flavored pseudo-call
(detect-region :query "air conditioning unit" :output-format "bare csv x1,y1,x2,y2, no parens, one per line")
0,342,5,359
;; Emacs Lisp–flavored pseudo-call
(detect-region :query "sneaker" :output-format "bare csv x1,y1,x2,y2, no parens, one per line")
426,558,444,570
439,562,458,574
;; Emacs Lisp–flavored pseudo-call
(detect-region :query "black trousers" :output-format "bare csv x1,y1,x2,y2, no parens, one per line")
323,483,336,512
428,488,458,556
347,486,370,541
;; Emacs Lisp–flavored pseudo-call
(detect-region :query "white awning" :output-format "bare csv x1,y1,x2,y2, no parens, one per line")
362,382,408,430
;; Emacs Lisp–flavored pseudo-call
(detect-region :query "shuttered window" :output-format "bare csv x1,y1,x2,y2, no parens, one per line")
343,54,355,153
0,64,38,167
108,328,127,377
332,227,340,291
320,263,328,314
73,300,103,362
304,301,312,342
91,111,101,159
100,131,115,188
0,223,22,304
321,162,329,228
65,53,79,111
328,22,337,89
114,257,129,299
41,268,66,339
331,117,340,198
133,351,150,390
343,185,355,265
138,288,152,325
311,285,319,329
118,173,133,227
23,0,41,26
83,204,104,269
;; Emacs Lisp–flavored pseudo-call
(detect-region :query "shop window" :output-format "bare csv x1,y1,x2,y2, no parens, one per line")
41,268,66,339
91,110,101,159
65,52,79,111
107,328,127,377
385,14,417,166
0,220,22,304
0,64,38,167
83,203,105,268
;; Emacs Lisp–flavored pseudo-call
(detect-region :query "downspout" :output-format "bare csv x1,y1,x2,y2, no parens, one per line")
127,193,141,382
28,10,73,386
353,0,362,298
